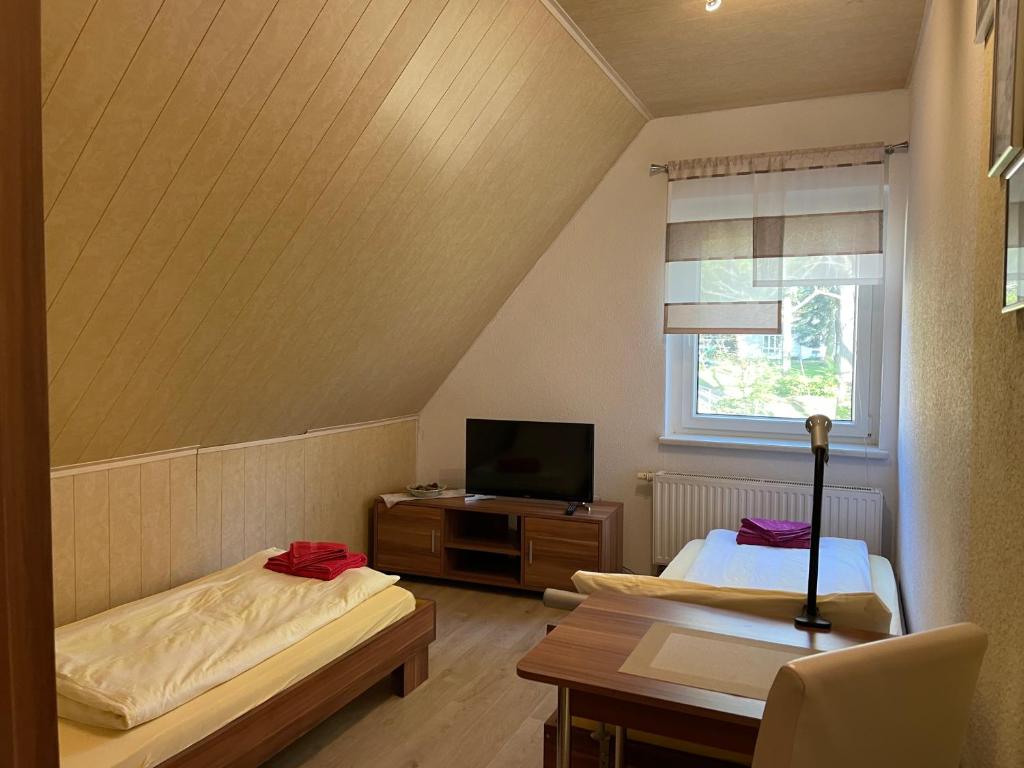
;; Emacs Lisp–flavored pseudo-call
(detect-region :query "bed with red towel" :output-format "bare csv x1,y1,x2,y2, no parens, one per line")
265,541,368,580
56,543,436,768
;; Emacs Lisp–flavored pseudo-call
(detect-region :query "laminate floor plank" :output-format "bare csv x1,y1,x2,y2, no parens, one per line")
265,580,562,768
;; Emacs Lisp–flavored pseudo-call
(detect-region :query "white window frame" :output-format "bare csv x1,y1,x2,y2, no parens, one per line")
665,284,884,443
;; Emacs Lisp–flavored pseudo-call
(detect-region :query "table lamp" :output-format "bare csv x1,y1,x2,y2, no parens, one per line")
795,414,833,632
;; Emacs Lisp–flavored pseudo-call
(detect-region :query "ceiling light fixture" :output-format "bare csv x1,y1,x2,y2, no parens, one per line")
705,0,722,10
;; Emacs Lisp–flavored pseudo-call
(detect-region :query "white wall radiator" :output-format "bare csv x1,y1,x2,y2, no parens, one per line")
653,472,884,563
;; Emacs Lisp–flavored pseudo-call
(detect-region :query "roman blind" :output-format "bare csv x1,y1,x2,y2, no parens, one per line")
664,143,887,334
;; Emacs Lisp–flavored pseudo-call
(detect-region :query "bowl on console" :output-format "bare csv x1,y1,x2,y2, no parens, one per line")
407,483,447,498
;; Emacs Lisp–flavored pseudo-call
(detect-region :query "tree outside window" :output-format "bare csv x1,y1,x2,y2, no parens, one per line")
696,284,856,422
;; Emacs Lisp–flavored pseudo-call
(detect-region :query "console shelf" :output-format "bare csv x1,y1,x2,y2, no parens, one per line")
445,534,520,556
446,549,521,588
370,496,623,592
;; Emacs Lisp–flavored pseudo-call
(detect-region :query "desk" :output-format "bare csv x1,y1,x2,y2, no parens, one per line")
516,592,886,767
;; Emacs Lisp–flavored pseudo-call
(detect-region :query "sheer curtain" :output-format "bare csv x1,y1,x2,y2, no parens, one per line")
663,143,887,335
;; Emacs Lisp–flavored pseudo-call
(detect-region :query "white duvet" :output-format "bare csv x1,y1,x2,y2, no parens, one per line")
685,529,874,595
55,549,398,730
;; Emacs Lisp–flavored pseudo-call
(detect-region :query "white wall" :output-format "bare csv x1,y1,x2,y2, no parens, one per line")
899,3,1024,764
418,90,910,573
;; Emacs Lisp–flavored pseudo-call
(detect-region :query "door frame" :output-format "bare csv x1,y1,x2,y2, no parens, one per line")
0,0,60,763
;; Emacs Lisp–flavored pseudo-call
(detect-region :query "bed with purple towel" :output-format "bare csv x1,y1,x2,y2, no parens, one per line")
546,519,903,636
659,526,904,635
735,517,812,548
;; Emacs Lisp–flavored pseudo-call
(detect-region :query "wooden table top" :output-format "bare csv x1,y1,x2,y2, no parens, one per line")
516,591,886,727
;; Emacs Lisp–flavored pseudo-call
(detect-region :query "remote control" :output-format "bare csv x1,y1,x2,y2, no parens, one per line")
565,502,578,515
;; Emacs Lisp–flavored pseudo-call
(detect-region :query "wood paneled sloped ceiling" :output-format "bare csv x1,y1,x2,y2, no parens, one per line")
41,0,645,466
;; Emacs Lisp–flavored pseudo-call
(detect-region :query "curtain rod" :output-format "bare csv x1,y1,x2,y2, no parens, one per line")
648,141,910,175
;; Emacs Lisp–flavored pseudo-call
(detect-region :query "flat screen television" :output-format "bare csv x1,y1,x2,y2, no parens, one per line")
465,418,594,503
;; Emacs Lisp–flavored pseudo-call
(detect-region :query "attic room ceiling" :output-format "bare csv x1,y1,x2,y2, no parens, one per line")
40,0,644,466
555,0,927,117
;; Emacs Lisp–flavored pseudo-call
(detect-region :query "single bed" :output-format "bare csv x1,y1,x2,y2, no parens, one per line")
659,536,904,635
57,555,435,768
546,533,904,636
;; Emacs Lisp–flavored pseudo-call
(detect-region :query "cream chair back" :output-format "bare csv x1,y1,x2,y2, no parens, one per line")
752,623,987,768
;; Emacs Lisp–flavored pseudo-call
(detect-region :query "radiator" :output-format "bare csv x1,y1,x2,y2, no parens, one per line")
653,472,884,563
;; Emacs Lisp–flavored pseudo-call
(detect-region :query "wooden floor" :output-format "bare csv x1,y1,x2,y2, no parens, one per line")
264,580,563,768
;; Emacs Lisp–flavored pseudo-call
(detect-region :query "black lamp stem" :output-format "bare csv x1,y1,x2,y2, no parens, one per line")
796,414,833,632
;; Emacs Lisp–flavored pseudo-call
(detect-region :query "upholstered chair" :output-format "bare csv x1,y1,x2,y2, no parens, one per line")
752,623,987,768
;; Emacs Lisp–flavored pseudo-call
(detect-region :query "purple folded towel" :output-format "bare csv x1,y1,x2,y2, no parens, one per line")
736,517,811,549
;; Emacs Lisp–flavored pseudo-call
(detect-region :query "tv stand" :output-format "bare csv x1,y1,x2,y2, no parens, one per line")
370,496,623,592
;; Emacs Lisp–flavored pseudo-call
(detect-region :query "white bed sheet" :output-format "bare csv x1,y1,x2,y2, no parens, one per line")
661,537,904,636
686,530,873,595
58,584,416,768
56,549,400,730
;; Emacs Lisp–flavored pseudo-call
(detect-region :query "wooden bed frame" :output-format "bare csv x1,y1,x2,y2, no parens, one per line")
155,598,436,768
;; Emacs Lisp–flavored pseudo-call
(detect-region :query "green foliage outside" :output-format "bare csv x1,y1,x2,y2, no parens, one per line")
699,358,852,421
1007,247,1021,306
697,285,854,422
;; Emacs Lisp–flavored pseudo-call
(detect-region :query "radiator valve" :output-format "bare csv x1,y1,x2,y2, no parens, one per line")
636,471,655,482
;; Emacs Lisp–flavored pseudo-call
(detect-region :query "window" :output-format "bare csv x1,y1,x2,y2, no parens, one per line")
668,283,881,441
757,334,782,357
671,282,880,442
698,285,858,421
661,145,891,444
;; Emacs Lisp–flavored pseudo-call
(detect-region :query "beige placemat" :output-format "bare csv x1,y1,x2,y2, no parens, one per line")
618,623,818,700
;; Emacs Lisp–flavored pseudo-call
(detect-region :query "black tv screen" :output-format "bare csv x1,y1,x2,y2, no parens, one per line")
465,419,594,503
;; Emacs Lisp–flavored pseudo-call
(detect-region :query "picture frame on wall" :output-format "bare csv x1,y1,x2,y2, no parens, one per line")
1004,169,1024,313
990,0,1024,177
978,0,995,43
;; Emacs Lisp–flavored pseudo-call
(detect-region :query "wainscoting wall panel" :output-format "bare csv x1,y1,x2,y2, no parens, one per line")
49,476,76,627
41,0,645,467
140,458,173,601
49,417,416,625
107,464,142,608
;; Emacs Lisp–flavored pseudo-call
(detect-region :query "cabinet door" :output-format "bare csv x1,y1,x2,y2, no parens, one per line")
375,506,442,576
524,517,600,590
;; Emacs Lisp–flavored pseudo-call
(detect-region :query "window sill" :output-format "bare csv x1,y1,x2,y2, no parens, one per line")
659,433,890,460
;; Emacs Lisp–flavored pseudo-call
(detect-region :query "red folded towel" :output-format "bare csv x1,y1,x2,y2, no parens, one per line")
736,517,811,549
265,551,367,581
268,540,348,569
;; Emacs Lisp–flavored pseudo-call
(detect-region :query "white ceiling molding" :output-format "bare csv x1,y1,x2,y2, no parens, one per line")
539,0,654,121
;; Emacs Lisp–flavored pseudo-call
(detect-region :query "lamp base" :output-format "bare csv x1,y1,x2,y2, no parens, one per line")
794,607,832,632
